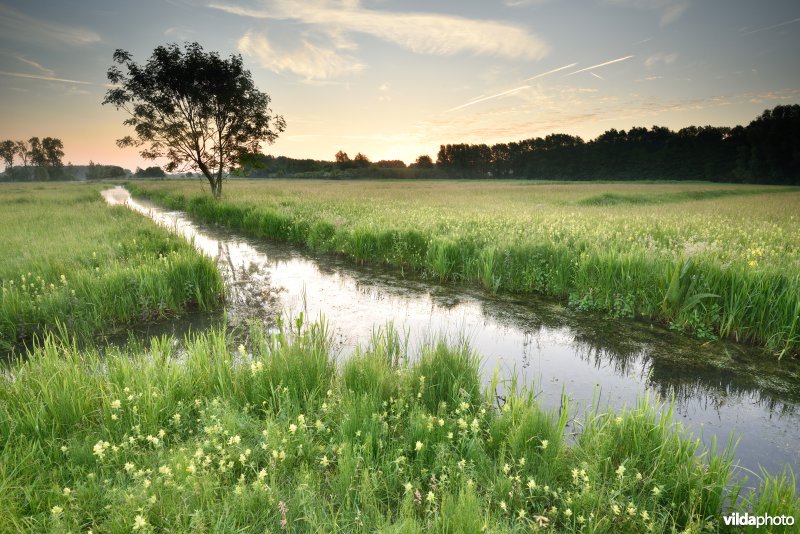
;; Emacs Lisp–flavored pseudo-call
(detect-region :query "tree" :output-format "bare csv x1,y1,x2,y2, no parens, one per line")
335,150,351,169
0,140,15,171
28,137,46,167
103,42,285,198
413,154,433,168
42,137,64,167
15,141,29,167
352,152,371,168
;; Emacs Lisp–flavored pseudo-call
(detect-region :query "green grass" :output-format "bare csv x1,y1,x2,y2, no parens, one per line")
128,179,800,356
0,183,224,351
0,319,796,532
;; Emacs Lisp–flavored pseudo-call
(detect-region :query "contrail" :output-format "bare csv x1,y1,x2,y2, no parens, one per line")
521,62,578,82
743,17,800,35
590,72,604,80
446,85,530,112
0,70,90,84
565,55,634,76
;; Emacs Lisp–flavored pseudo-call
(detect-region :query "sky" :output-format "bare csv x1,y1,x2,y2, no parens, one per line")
0,0,798,170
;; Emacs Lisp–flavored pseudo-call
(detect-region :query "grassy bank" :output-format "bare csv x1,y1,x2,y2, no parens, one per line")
0,320,796,532
0,183,224,351
128,180,800,356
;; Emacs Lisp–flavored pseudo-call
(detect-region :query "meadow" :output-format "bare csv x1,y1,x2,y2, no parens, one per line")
128,180,800,357
1,319,797,532
0,183,223,351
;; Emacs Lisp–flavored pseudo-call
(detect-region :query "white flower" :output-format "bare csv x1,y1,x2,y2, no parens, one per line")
133,514,148,530
110,399,121,410
415,441,423,451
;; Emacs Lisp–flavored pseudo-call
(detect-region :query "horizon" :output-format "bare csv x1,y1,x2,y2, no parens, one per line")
1,0,799,169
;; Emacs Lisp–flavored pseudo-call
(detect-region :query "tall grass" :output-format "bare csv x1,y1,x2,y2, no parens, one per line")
0,183,223,350
128,180,800,356
1,320,796,532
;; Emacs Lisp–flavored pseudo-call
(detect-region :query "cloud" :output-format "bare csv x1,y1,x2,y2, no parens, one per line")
13,56,55,76
164,26,196,40
644,52,677,68
211,0,549,60
565,55,634,76
238,31,365,79
0,70,91,85
0,4,101,46
601,0,690,25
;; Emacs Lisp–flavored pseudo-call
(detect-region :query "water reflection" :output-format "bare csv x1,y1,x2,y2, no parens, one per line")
102,187,800,486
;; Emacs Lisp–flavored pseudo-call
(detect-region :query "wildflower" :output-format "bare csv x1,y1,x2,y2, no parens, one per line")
565,508,573,518
297,414,305,426
447,432,453,440
641,510,650,521
457,418,467,430
228,435,241,445
404,482,413,493
611,504,621,516
159,465,172,476
238,344,246,355
63,487,71,496
635,471,643,481
288,424,297,434
527,478,537,490
60,445,68,453
132,514,148,531
172,413,181,424
320,455,330,467
111,414,118,421
470,418,479,432
652,485,661,496
457,458,466,470
111,399,121,410
616,464,626,478
499,500,507,512
426,491,435,503
92,440,110,459
502,463,511,474
415,441,424,451
459,401,469,411
614,416,623,424
51,505,63,516
124,462,135,472
541,439,549,450
519,457,525,466
518,509,527,519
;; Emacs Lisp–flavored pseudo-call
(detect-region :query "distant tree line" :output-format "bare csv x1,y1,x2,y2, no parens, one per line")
435,105,799,184
0,137,67,181
235,105,800,184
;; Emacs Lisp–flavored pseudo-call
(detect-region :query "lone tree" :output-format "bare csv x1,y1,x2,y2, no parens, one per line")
103,42,285,198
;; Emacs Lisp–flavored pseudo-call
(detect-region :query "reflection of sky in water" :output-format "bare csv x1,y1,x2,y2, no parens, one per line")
104,187,800,488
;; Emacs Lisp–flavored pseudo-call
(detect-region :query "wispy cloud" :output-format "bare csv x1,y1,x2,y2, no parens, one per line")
742,17,800,35
211,0,549,60
0,70,91,85
565,55,634,76
0,4,101,46
590,72,605,80
13,56,55,76
644,52,677,68
601,0,690,26
446,85,531,112
164,26,196,40
238,31,365,79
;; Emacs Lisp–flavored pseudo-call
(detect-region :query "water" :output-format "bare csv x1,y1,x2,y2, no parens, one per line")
102,187,800,487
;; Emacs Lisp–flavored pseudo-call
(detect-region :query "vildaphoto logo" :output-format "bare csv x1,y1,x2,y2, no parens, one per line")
722,512,795,528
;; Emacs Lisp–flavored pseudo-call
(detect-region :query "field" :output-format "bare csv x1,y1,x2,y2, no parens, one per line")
0,183,223,350
129,180,800,356
2,320,797,532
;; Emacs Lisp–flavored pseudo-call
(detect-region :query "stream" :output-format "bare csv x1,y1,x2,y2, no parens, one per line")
102,186,800,488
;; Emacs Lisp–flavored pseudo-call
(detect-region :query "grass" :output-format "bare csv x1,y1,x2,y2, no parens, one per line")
0,183,224,351
0,318,796,532
128,179,800,357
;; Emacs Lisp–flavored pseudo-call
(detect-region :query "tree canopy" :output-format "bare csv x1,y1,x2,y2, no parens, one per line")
103,42,285,197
